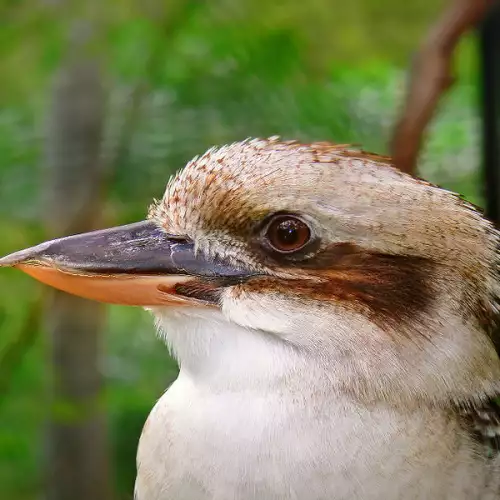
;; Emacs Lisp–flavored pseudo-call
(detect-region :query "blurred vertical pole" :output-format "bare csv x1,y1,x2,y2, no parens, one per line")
43,21,114,500
480,2,500,222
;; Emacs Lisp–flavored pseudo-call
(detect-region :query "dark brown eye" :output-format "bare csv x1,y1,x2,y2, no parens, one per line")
265,215,311,253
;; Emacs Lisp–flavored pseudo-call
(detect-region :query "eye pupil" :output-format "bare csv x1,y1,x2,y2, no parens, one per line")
277,221,300,245
266,215,311,253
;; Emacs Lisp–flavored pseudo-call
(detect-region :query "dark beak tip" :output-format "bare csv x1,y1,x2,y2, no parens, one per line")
0,242,51,268
0,249,32,268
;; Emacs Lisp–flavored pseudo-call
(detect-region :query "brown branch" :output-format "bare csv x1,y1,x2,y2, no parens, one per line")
390,0,494,175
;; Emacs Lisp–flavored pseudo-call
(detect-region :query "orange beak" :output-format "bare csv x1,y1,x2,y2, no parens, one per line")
0,221,250,307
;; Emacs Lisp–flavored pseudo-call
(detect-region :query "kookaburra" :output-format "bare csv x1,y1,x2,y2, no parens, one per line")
2,138,500,499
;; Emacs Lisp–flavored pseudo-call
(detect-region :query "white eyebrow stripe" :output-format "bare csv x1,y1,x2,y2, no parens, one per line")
314,201,370,219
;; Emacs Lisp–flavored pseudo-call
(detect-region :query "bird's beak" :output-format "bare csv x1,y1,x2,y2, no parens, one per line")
0,221,250,306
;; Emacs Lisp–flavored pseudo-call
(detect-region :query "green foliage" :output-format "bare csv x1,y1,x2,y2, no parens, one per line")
0,0,483,498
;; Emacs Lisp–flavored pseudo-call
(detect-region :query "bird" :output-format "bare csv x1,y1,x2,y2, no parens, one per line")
1,136,500,499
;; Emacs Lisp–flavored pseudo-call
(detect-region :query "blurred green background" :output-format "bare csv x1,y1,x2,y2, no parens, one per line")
0,0,485,498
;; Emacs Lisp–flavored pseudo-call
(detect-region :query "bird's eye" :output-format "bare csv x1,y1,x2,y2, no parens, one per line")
265,215,311,253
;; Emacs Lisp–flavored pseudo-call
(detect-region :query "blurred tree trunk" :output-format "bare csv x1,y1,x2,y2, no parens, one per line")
43,23,114,500
480,2,500,222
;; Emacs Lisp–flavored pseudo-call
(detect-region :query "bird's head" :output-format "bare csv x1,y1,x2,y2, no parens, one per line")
2,138,500,405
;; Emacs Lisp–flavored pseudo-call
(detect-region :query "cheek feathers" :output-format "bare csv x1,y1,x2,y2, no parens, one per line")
233,243,435,331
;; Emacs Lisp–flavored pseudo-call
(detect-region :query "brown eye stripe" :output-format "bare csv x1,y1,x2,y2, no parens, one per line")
234,243,435,331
